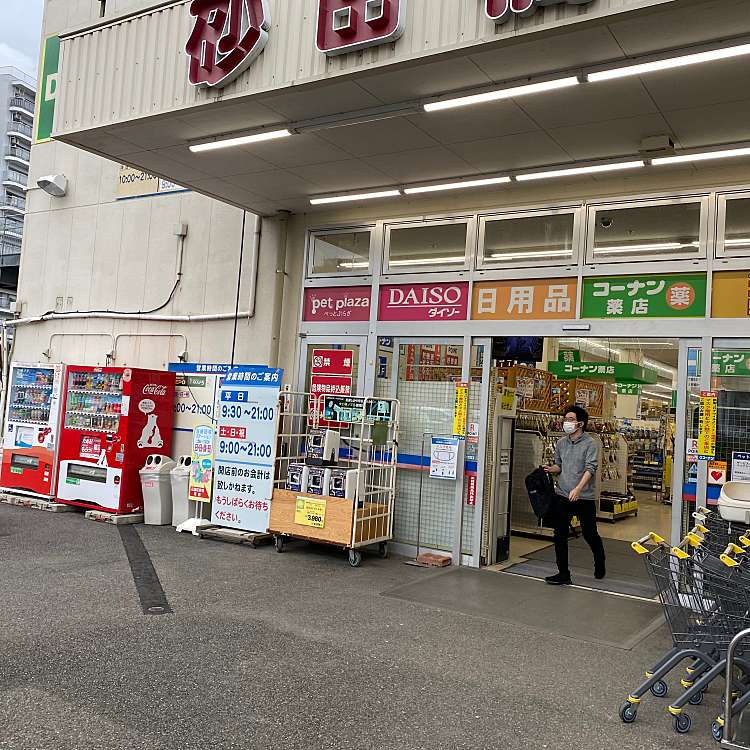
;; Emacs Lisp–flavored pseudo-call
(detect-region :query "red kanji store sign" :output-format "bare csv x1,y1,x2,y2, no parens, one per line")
186,0,271,87
316,0,406,56
486,0,593,24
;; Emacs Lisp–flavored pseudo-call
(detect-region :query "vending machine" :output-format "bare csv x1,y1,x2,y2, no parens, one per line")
56,366,176,513
0,363,65,497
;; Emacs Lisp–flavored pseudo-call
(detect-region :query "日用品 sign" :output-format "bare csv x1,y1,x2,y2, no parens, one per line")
581,273,707,318
712,271,750,318
472,279,577,320
213,365,282,532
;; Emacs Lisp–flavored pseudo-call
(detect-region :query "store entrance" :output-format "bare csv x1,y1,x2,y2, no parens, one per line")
484,336,678,597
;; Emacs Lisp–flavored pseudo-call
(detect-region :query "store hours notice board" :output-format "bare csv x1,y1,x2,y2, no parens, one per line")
212,366,283,532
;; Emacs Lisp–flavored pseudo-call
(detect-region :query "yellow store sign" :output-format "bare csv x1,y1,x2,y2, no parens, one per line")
712,272,750,317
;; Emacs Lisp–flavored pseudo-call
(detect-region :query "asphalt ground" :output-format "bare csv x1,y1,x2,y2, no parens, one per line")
0,503,722,749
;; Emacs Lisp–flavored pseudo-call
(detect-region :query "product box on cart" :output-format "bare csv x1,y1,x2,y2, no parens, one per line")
55,367,175,513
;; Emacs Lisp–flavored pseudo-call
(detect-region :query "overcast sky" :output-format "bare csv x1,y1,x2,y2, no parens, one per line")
0,0,45,76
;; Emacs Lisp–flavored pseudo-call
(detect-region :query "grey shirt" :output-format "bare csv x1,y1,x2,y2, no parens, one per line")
554,432,599,501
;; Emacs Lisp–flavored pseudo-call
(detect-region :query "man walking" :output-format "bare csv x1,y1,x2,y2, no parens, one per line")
543,405,606,585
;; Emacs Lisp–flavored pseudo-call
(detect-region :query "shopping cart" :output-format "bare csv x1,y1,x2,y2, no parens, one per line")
621,531,750,734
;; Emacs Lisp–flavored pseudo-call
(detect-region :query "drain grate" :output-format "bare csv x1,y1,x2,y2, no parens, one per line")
118,525,172,616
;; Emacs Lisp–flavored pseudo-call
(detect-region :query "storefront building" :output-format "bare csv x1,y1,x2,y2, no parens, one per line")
18,0,750,566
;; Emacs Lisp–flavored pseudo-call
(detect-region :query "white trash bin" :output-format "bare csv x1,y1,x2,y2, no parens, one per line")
170,456,192,527
140,454,176,525
718,481,750,524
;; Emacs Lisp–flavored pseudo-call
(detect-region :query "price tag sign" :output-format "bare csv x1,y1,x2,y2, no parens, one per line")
212,366,283,532
295,496,327,528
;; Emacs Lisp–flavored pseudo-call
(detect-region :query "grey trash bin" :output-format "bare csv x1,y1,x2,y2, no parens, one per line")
140,454,176,525
170,455,192,527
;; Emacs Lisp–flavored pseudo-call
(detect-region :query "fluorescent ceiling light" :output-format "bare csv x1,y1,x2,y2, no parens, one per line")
389,256,465,267
642,390,671,400
592,242,699,255
643,358,676,377
337,261,370,269
653,146,750,166
588,43,750,83
424,77,579,112
189,129,292,153
517,161,645,181
310,190,401,205
489,249,571,260
404,176,511,194
725,238,750,246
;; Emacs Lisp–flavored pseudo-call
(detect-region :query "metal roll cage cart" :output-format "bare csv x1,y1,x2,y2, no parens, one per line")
268,389,399,567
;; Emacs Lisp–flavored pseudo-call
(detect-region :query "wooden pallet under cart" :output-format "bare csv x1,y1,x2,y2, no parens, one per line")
268,489,390,567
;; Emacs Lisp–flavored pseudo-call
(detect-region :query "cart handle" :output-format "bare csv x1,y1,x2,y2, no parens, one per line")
724,627,750,742
739,534,750,549
632,531,665,555
721,542,746,568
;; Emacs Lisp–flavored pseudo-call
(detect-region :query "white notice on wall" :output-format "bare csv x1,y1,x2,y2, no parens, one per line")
430,436,460,480
732,452,750,482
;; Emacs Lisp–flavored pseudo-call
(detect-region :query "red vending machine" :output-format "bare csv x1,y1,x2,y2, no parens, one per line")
56,367,176,513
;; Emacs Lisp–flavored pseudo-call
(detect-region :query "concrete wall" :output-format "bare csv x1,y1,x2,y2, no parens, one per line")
12,1,300,383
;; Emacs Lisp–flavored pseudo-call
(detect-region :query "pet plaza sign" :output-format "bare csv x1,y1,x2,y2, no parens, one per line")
186,0,596,88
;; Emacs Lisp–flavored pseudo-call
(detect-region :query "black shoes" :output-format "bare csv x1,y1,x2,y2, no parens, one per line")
595,560,606,580
545,572,572,586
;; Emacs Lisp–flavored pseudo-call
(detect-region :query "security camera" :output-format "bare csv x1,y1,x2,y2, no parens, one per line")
37,174,68,197
599,216,614,229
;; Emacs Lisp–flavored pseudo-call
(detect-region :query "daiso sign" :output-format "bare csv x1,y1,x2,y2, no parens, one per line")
379,283,469,322
303,286,371,322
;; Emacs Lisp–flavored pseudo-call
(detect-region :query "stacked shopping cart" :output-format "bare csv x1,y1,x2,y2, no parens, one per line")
621,507,750,745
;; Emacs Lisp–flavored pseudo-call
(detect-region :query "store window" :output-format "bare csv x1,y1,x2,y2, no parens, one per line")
385,220,469,272
717,193,750,258
479,209,578,269
308,229,371,276
586,198,707,264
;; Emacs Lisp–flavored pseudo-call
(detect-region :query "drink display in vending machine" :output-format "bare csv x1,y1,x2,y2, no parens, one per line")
0,363,65,497
56,366,176,513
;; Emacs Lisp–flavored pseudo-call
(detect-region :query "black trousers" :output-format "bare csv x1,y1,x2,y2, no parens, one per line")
553,496,605,576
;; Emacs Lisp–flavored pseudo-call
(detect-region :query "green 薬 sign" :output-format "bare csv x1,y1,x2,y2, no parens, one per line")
558,349,581,363
547,361,658,384
581,273,707,319
34,35,60,144
712,351,750,376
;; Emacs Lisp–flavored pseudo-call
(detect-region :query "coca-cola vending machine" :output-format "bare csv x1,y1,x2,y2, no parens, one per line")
56,366,175,513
